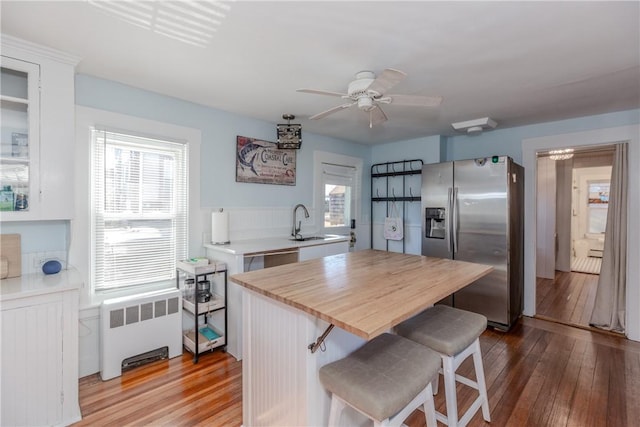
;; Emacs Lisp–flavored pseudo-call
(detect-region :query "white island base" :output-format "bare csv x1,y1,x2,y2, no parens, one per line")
242,288,368,426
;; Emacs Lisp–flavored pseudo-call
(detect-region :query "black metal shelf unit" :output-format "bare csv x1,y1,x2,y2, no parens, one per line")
370,159,423,253
176,265,228,363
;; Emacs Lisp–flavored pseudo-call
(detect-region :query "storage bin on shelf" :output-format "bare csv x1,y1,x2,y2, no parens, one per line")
183,324,226,354
182,292,225,314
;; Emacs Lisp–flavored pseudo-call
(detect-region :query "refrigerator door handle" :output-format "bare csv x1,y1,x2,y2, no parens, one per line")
447,187,453,252
452,187,459,253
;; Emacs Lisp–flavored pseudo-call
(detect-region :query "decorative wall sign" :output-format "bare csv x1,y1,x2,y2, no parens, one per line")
236,136,296,185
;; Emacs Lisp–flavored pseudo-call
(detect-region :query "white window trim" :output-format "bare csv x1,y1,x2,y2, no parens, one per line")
313,151,362,241
72,106,201,308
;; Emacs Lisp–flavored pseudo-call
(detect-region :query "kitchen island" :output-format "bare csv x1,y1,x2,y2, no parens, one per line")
230,249,492,426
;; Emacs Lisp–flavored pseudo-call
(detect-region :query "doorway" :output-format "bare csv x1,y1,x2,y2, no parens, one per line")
535,145,619,331
523,124,640,341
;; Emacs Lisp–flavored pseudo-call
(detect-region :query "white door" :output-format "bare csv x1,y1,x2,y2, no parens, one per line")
314,152,362,248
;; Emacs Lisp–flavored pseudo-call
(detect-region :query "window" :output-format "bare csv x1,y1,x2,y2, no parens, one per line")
92,129,187,292
587,180,609,234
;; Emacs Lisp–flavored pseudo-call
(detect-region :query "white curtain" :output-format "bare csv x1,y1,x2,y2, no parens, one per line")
590,143,628,333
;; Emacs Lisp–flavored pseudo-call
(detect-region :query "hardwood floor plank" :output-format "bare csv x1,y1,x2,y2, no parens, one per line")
584,345,612,426
545,338,589,426
624,351,640,425
536,271,603,331
566,341,598,427
484,326,548,426
503,330,553,426
523,332,577,426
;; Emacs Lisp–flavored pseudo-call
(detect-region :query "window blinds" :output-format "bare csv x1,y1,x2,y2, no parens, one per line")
322,163,356,186
92,129,188,291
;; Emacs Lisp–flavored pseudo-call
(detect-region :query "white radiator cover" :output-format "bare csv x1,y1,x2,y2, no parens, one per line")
100,288,182,380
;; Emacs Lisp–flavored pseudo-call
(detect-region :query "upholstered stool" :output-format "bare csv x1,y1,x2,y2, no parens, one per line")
396,305,491,427
319,332,440,427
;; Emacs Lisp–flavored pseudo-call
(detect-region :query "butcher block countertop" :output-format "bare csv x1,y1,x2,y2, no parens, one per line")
230,249,493,340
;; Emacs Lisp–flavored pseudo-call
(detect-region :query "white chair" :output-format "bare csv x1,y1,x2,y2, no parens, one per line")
396,305,491,427
319,332,440,427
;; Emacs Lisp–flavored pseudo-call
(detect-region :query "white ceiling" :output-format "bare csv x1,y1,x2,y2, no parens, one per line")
2,1,639,145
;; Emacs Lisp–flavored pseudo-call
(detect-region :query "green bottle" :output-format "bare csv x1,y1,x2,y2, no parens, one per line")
0,186,14,211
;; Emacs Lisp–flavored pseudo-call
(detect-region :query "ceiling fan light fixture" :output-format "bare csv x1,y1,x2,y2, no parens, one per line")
297,68,442,128
357,96,374,111
451,117,497,133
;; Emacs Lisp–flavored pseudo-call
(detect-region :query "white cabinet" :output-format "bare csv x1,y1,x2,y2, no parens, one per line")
0,270,81,426
299,241,350,261
0,35,78,221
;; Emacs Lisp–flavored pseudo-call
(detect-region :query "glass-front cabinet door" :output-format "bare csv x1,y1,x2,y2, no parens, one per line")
0,56,40,215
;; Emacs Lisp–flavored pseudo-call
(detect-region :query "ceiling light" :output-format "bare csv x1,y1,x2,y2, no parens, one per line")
277,114,302,149
548,149,574,160
451,117,497,134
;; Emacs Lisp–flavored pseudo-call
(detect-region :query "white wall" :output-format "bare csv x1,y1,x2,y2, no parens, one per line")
536,157,556,279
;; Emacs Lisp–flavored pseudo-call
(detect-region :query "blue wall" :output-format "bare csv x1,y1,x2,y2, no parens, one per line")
371,135,444,165
75,74,371,209
0,220,68,252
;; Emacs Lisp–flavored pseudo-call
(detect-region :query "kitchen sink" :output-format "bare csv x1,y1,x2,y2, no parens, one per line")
289,236,329,242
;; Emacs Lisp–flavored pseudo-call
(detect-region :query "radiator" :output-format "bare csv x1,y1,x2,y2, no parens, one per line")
100,288,182,380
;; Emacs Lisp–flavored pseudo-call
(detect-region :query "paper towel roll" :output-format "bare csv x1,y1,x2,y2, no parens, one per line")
211,209,230,244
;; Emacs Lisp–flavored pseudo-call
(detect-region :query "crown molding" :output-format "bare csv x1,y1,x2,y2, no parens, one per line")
1,34,81,66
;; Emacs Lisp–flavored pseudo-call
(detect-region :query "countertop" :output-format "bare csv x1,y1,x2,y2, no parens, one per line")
204,234,349,256
230,249,493,340
0,267,83,302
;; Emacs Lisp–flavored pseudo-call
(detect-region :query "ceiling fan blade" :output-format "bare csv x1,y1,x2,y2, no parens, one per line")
366,68,407,95
369,105,388,128
309,103,354,120
297,88,347,98
384,94,443,107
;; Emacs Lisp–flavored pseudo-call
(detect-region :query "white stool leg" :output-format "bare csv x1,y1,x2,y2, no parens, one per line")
423,382,438,427
442,355,459,426
328,394,345,427
471,340,491,422
432,371,440,395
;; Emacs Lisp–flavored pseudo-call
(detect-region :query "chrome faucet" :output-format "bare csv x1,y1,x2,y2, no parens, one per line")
292,203,310,238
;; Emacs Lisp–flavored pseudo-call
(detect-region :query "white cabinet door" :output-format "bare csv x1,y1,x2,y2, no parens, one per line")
1,285,80,426
299,241,349,261
0,56,40,219
1,299,64,426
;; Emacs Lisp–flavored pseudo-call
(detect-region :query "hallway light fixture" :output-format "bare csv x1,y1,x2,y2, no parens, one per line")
549,148,574,160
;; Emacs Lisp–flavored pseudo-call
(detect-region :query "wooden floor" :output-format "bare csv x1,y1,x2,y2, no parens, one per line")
74,317,640,427
536,270,599,330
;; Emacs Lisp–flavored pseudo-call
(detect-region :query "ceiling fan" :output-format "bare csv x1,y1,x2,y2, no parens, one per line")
297,68,443,128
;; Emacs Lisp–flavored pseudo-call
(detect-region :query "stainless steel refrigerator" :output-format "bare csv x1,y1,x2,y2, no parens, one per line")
421,156,524,330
